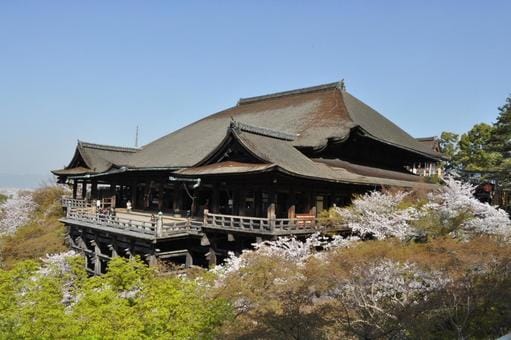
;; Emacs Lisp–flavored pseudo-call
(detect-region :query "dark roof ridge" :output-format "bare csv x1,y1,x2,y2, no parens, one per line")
230,120,297,141
416,136,438,141
78,140,140,153
237,81,343,105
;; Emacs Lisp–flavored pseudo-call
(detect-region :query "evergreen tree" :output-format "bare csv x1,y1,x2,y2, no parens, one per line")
489,95,511,186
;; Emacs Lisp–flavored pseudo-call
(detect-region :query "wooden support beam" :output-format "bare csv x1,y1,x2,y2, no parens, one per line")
211,183,220,213
130,180,137,209
72,181,78,199
185,253,193,268
267,203,276,231
200,234,210,246
207,247,217,267
158,181,164,211
91,180,98,200
90,240,102,275
81,181,87,200
288,205,296,219
107,243,118,258
173,185,182,213
146,253,158,267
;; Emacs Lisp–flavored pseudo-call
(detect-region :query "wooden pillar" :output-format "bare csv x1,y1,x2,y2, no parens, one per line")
288,205,296,219
110,182,117,208
254,190,262,217
90,240,102,275
81,181,87,200
232,188,240,216
207,247,217,267
91,180,98,200
287,190,296,218
185,252,193,268
72,181,78,199
267,203,276,231
158,181,164,211
108,244,118,258
130,180,137,208
76,236,89,270
147,253,158,267
238,189,246,216
143,183,150,209
211,184,220,213
173,185,183,213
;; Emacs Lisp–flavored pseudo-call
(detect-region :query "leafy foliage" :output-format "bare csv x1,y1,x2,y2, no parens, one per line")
440,94,511,189
0,255,232,339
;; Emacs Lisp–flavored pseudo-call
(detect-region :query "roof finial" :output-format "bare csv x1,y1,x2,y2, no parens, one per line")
135,125,139,148
339,79,346,91
229,117,239,131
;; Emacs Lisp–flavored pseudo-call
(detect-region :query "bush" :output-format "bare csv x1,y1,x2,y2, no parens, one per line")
0,255,233,339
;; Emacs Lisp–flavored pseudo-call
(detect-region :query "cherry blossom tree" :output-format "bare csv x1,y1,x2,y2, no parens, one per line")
0,189,36,235
334,191,421,240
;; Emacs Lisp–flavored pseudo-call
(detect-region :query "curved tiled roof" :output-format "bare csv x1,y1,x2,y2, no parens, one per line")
176,127,436,189
126,82,440,169
55,81,443,184
52,141,138,176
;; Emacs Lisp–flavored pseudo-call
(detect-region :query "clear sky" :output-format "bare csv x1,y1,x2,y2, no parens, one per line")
1,1,510,187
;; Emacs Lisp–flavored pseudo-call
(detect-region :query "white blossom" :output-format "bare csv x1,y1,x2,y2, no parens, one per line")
428,177,511,239
339,260,450,305
213,233,360,280
35,251,80,307
0,189,36,235
335,191,421,240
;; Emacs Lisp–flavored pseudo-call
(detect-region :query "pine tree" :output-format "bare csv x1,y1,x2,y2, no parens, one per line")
489,95,511,186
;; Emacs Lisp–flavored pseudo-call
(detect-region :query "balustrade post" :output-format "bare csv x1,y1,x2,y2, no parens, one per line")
203,209,209,226
267,203,276,232
156,213,163,237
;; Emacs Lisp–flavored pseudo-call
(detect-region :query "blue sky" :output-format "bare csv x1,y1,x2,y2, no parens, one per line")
0,1,510,186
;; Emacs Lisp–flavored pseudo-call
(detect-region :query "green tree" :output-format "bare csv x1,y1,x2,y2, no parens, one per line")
439,124,501,178
456,123,501,173
0,256,232,339
439,131,459,172
489,94,511,186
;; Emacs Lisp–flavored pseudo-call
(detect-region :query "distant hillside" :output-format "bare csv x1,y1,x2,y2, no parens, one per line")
0,186,67,268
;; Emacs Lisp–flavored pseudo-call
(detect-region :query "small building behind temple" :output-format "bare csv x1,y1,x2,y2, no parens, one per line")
52,81,443,272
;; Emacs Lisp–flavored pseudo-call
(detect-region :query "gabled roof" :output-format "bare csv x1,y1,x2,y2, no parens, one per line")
177,124,436,189
52,141,138,176
55,81,443,181
416,136,441,153
127,81,441,169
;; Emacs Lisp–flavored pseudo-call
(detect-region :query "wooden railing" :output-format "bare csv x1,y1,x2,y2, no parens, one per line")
204,212,272,232
65,208,198,238
61,197,91,209
203,211,325,234
62,199,341,237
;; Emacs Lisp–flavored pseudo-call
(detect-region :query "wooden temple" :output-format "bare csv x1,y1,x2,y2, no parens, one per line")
53,81,442,273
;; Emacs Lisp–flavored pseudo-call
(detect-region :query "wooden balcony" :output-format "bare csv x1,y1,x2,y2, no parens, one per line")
60,198,348,240
61,207,200,240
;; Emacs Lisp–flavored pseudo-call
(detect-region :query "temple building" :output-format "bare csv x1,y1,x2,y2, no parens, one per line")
53,81,443,272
